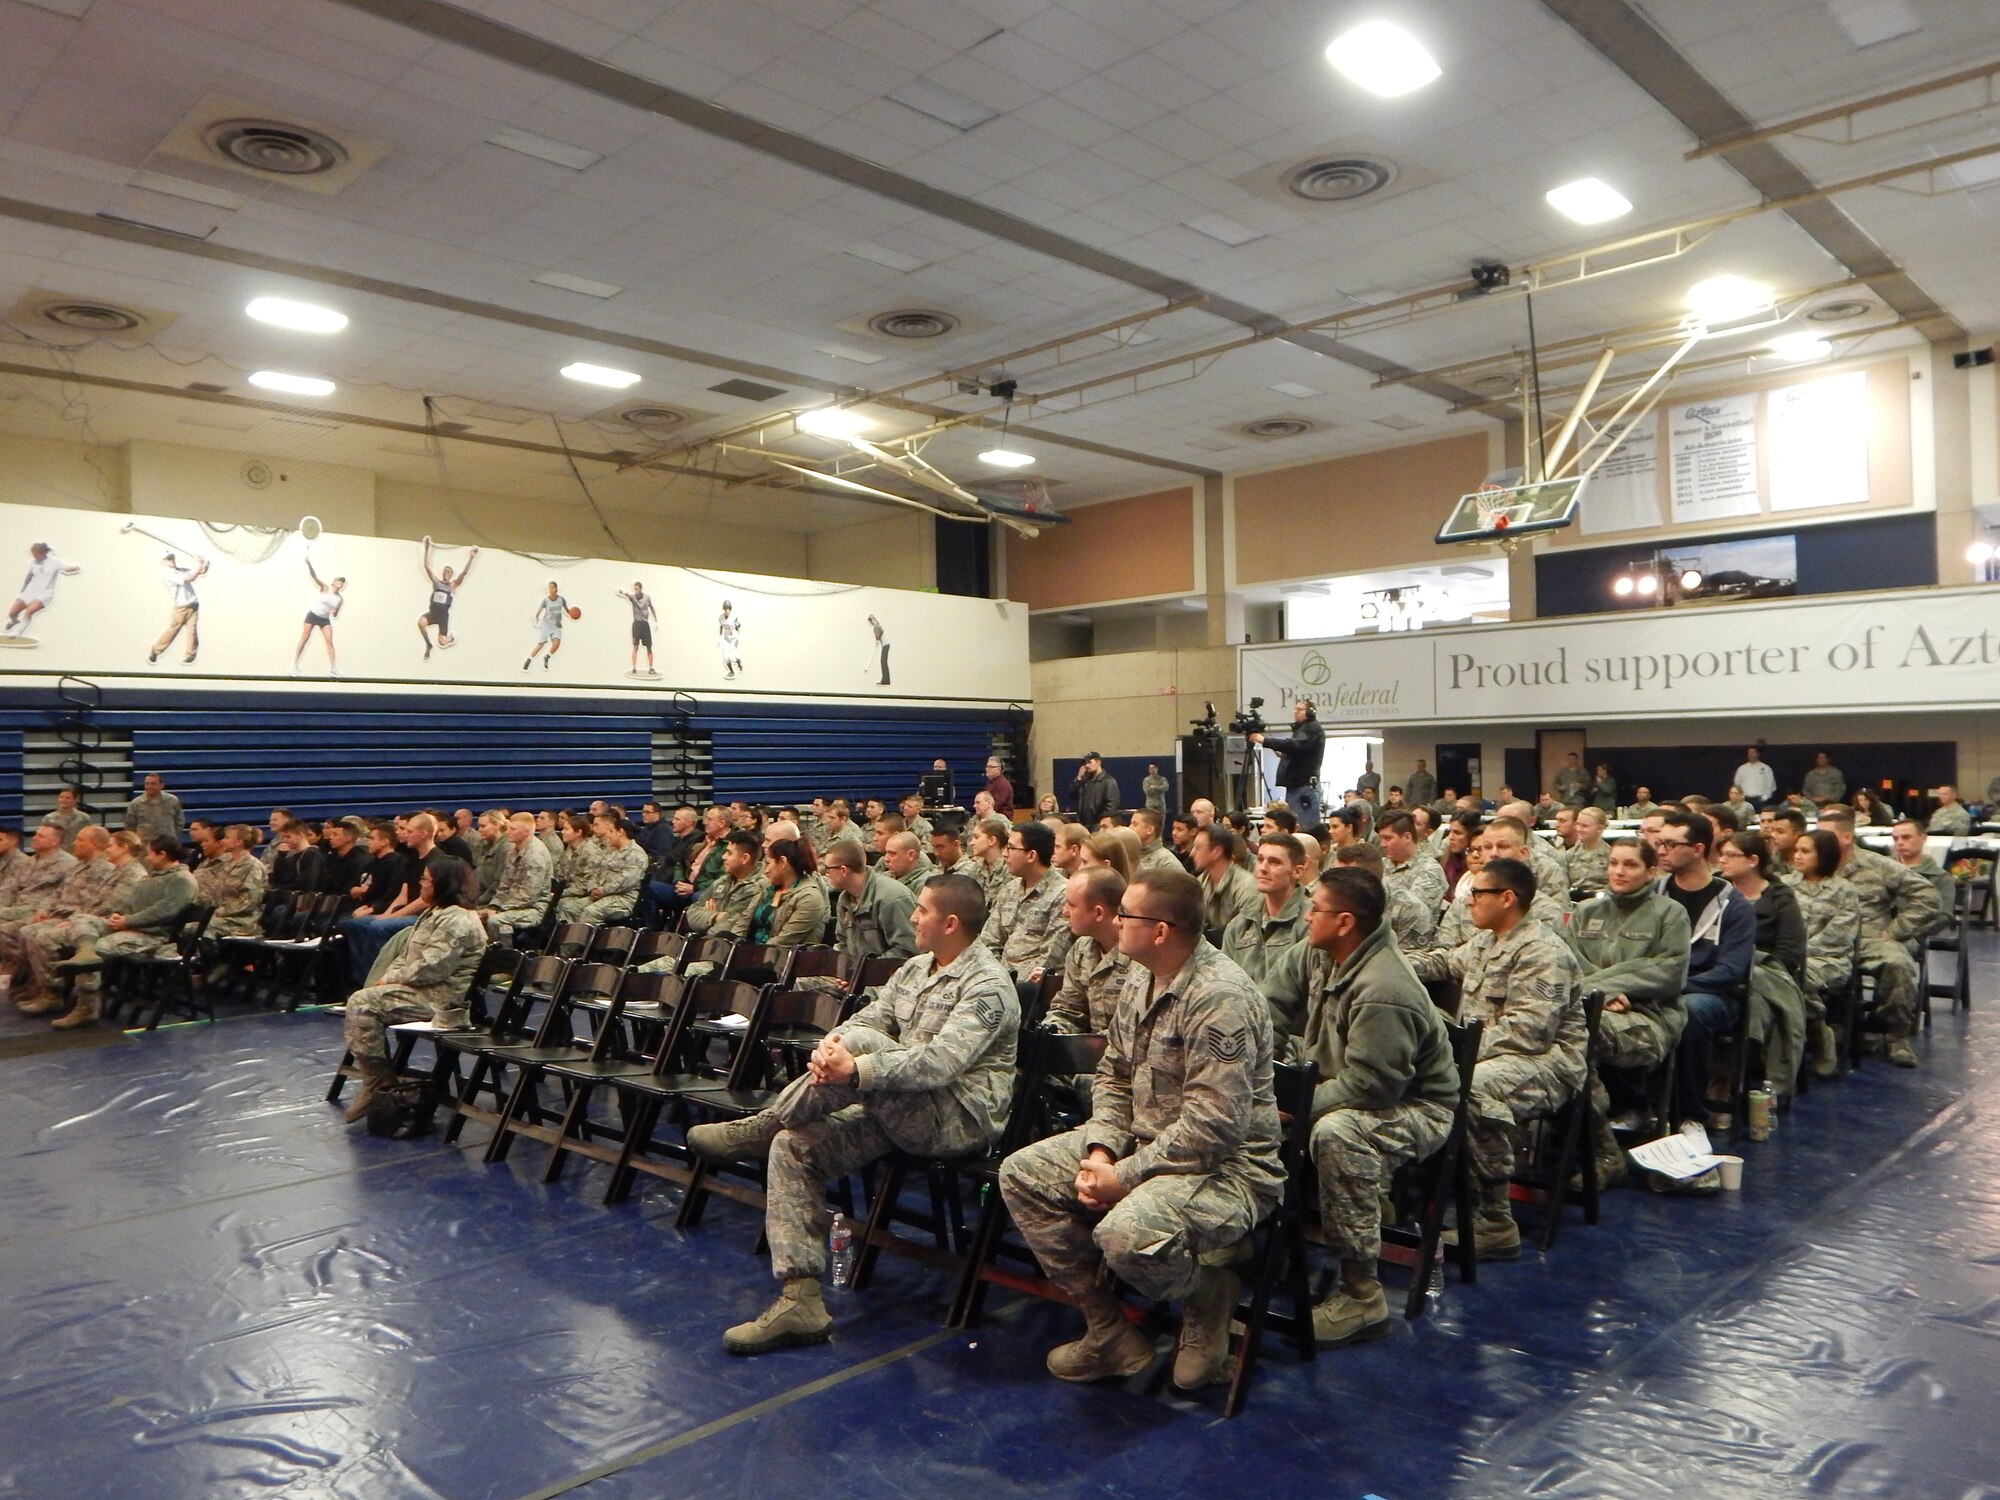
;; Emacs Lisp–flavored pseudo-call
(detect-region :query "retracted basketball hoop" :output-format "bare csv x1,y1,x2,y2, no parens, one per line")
1436,475,1583,550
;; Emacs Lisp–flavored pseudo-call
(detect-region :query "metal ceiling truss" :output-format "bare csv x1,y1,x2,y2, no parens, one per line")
1688,58,2000,159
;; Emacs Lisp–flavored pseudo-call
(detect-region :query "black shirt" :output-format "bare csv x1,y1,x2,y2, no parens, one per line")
358,852,408,911
436,833,476,866
323,846,369,905
1663,875,1724,934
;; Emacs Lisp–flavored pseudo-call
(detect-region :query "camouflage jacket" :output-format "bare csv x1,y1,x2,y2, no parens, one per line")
1837,844,1942,944
1084,941,1284,1208
376,905,488,1018
1789,873,1860,984
592,841,648,899
196,851,267,927
984,867,1067,978
493,835,553,910
1385,882,1437,951
1411,916,1585,1081
842,941,1019,1144
0,846,27,906
51,854,142,918
1562,842,1610,897
10,850,77,909
40,807,90,849
1044,933,1132,1035
1563,889,1690,1022
687,871,767,938
1385,852,1447,916
1201,862,1260,938
122,864,198,931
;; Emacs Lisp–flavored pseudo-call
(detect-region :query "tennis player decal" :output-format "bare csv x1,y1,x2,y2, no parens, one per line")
617,581,659,678
524,580,579,671
416,536,478,660
292,520,345,678
118,520,208,666
1,541,81,647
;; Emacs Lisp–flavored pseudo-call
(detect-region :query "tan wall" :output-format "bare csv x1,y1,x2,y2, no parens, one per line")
0,433,128,512
1008,486,1196,611
806,512,936,589
1233,432,1495,584
127,439,377,532
1029,645,1236,797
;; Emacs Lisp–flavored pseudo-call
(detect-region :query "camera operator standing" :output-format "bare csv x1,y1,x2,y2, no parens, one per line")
1249,700,1325,824
1071,752,1122,828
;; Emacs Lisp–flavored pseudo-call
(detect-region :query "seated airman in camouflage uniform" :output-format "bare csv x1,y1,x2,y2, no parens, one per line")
880,830,934,899
0,824,77,935
550,813,600,922
1410,856,1584,1261
15,828,142,1015
1000,868,1282,1394
1220,832,1310,987
1819,806,1940,1069
683,830,768,939
198,825,268,940
1787,828,1859,1078
686,873,1017,1356
983,821,1068,981
1260,869,1459,1347
480,813,554,939
341,857,489,1122
1563,839,1690,1184
1379,814,1447,915
566,813,645,925
66,836,198,1026
1563,808,1612,897
824,841,917,961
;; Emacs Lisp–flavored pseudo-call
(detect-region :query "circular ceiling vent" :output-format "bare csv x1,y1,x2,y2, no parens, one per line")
618,405,690,430
1239,417,1319,439
38,300,143,333
1469,371,1520,393
1285,155,1398,202
240,459,274,490
867,308,959,339
203,118,349,177
1806,299,1874,323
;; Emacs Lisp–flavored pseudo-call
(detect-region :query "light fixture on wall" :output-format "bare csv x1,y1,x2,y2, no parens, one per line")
1612,556,1703,606
1969,530,1999,583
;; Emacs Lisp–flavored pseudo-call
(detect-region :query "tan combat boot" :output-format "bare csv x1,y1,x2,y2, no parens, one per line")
1046,1289,1154,1382
49,992,100,1029
1444,1181,1522,1261
344,1058,394,1123
722,1277,833,1356
15,988,60,1016
1313,1263,1390,1348
686,1112,783,1165
1171,1263,1240,1391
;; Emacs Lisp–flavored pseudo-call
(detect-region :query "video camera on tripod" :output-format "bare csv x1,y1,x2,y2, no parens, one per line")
1228,697,1266,737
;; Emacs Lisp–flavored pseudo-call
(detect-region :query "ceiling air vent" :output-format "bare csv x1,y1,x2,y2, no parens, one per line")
708,378,788,402
1807,299,1874,323
866,308,959,339
185,381,229,393
41,300,143,333
157,94,388,195
7,290,177,341
206,119,346,177
1239,417,1319,439
1285,155,1398,202
618,405,690,430
1469,372,1520,393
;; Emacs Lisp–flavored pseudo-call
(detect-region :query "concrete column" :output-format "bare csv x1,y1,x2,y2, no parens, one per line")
1202,472,1244,646
1931,344,1976,584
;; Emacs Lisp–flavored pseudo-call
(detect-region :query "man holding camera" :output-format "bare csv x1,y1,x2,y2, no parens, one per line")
1249,700,1326,825
1072,753,1122,828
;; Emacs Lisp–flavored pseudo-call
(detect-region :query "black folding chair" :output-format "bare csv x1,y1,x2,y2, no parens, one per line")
107,906,216,1030
1380,1018,1483,1320
442,955,576,1144
585,926,642,967
1220,1058,1319,1418
539,972,696,1185
1514,991,1605,1251
483,962,636,1164
336,945,525,1106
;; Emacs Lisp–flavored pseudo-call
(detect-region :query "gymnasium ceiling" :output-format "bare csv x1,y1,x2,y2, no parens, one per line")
0,0,1993,535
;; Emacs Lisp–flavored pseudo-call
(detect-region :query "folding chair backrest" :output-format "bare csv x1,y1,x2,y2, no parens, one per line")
729,942,794,988
587,927,641,965
547,922,596,959
174,905,215,956
674,979,770,1083
565,961,627,1010
785,945,841,982
630,930,684,969
267,892,311,938
309,892,345,932
465,945,524,1025
1022,967,1063,1030
1446,1017,1484,1098
844,953,902,993
751,986,851,1086
1270,1060,1319,1177
618,970,688,1016
497,955,572,1039
1040,1031,1108,1081
684,936,736,978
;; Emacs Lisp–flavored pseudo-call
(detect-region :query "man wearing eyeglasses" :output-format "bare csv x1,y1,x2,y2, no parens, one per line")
1409,856,1584,1261
1000,867,1282,1393
982,820,1068,982
1258,869,1457,1345
1654,810,1756,1122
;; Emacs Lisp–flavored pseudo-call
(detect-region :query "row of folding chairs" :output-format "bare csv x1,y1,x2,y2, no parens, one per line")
214,891,347,1011
93,904,217,1031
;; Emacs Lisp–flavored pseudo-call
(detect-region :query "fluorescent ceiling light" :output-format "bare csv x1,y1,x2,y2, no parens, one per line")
1325,20,1441,98
1545,177,1632,225
843,241,928,273
815,343,888,365
128,169,247,211
560,361,641,388
1827,0,1920,48
1183,213,1264,246
248,370,335,396
886,80,997,131
1269,381,1321,399
1686,274,1773,322
246,296,347,334
487,127,601,171
1767,333,1832,362
978,448,1035,468
796,407,873,438
534,271,622,298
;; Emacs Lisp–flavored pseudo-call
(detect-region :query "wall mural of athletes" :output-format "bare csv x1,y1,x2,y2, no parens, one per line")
0,499,1028,705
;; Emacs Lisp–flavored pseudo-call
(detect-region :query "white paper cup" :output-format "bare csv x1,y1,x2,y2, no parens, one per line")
1715,1155,1744,1191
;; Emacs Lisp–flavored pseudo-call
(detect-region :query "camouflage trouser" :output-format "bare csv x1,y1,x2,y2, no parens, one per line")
486,906,543,940
22,914,108,989
578,894,636,925
1310,1099,1453,1263
998,1129,1268,1303
762,1074,987,1282
1859,937,1919,1041
1590,1006,1681,1117
343,984,466,1063
0,912,42,968
208,913,261,940
1468,1053,1581,1183
1802,954,1850,1011
76,928,171,993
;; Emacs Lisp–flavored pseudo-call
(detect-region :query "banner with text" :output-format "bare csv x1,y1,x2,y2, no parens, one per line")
1239,587,2000,727
0,500,1029,705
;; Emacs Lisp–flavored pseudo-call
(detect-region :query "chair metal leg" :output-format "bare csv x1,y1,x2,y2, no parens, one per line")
850,1155,907,1291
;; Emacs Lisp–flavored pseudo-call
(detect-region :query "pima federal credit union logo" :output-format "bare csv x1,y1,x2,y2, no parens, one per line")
1301,650,1330,686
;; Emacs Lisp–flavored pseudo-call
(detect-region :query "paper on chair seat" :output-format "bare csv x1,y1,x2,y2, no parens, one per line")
710,1012,750,1029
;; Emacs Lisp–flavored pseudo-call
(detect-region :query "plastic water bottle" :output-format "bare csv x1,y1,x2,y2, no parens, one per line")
1746,1083,1774,1142
828,1214,856,1289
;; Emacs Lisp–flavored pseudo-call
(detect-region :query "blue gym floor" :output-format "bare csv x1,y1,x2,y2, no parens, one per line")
4,943,1998,1500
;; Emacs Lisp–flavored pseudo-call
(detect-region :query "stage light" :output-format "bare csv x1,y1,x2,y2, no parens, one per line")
1635,573,1659,596
560,362,641,388
246,297,347,333
797,407,873,439
248,370,335,396
1325,21,1441,97
1545,178,1631,225
1680,569,1704,591
1613,575,1635,597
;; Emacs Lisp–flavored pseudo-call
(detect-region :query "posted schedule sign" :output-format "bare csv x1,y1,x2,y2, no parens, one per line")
1669,393,1760,524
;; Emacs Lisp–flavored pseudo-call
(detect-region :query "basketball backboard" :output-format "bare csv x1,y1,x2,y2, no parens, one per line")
1436,476,1583,545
